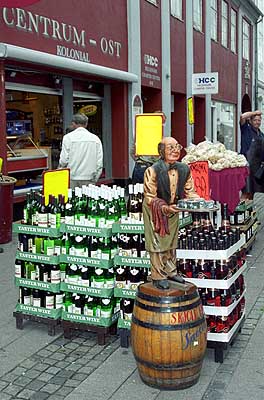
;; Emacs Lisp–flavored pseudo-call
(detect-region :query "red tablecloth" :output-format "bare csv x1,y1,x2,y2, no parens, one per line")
209,166,249,213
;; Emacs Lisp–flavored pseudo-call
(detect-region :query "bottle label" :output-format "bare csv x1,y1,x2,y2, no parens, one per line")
54,246,61,256
38,213,48,227
101,252,111,260
94,280,104,288
55,294,64,309
104,278,115,289
33,298,41,307
81,279,90,287
101,309,112,318
84,307,94,316
23,295,31,305
68,276,79,284
51,270,61,283
23,209,28,224
98,218,106,228
65,215,74,225
46,246,54,256
90,250,98,258
60,271,66,282
73,306,82,315
30,271,36,280
75,247,86,257
15,264,21,278
45,296,54,309
49,214,57,228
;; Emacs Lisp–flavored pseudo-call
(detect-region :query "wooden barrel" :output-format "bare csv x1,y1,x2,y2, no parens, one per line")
131,281,207,390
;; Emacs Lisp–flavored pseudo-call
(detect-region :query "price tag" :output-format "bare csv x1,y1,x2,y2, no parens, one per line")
189,161,210,200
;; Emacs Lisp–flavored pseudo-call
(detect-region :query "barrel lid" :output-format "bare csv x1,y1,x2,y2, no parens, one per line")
138,281,197,298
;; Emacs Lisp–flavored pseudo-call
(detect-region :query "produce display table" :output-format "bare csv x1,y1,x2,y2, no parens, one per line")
209,167,249,213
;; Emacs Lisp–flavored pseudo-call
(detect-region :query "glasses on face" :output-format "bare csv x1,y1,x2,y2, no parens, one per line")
165,144,183,152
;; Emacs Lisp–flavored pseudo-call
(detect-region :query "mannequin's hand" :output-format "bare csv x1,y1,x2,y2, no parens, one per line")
162,204,179,215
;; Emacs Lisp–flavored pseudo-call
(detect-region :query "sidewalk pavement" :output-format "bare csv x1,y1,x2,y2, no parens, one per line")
0,195,264,400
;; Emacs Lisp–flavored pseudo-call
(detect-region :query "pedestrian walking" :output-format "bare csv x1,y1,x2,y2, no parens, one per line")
59,113,103,189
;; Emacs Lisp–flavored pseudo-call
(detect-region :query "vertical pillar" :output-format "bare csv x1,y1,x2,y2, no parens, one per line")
205,0,212,141
161,0,171,137
127,0,141,177
237,8,243,152
186,0,194,145
62,77,73,133
0,60,7,174
102,84,112,179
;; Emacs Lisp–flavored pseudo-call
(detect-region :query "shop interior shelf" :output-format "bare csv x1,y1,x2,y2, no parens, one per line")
60,282,114,298
60,254,113,269
114,255,151,268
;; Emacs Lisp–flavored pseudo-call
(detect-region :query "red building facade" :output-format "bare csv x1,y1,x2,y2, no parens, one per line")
0,0,261,181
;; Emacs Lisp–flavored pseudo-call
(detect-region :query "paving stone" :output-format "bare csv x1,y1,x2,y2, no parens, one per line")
57,347,72,354
64,378,82,387
0,393,12,400
56,370,75,379
55,385,74,397
64,356,78,363
12,366,27,376
78,365,95,374
46,344,61,352
46,366,61,375
49,376,67,385
2,372,19,383
50,352,66,361
14,376,32,387
0,380,9,390
65,363,83,372
22,359,38,369
65,342,80,350
26,379,46,391
30,392,50,400
38,349,53,358
42,358,58,366
34,363,49,372
37,372,54,382
40,383,61,394
24,369,41,379
86,359,104,368
4,383,22,396
52,338,71,346
17,388,36,399
71,372,88,381
46,396,64,400
55,361,70,369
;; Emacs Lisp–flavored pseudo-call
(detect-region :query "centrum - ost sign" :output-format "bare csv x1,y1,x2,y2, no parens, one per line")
192,72,219,95
0,6,122,63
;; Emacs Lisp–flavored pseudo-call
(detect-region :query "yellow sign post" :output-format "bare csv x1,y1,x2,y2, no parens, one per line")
188,97,195,125
42,169,70,205
135,113,163,156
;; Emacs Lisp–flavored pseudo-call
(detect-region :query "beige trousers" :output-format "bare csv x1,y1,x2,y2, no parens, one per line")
149,249,177,281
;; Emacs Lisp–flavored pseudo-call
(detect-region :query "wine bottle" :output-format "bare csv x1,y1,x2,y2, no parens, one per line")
22,192,32,225
45,291,55,309
32,289,41,307
15,259,25,278
38,196,48,227
81,267,90,287
55,292,65,309
25,261,36,280
21,287,32,305
65,189,74,225
59,262,67,282
222,203,231,232
50,264,61,284
101,298,113,318
59,194,66,225
94,268,105,288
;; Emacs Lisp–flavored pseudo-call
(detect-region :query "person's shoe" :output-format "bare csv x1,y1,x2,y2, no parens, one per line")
153,279,170,290
168,275,185,284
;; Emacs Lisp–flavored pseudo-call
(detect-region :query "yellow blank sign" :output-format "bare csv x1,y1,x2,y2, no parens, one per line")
135,113,163,156
0,158,3,173
43,169,70,205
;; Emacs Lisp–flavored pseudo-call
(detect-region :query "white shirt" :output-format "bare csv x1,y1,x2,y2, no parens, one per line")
59,127,103,182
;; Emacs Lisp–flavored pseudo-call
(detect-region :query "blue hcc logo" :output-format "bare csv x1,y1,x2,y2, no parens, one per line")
196,76,215,85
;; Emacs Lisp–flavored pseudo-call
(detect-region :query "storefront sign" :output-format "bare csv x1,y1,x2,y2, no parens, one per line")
192,72,219,95
0,5,123,65
142,53,161,87
189,161,210,200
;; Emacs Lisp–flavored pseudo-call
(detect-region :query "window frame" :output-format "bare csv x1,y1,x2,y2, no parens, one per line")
221,0,228,48
230,8,237,53
242,19,250,61
211,0,218,41
193,0,203,32
170,0,183,20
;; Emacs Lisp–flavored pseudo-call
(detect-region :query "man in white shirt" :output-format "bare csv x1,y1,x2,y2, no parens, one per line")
59,113,103,188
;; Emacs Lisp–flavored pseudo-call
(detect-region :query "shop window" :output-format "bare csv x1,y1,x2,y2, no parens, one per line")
242,19,250,60
211,0,218,41
230,8,237,53
211,101,236,150
171,0,182,20
221,0,228,48
193,0,203,32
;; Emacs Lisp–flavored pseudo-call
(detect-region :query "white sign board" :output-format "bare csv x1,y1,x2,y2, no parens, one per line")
192,72,219,95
